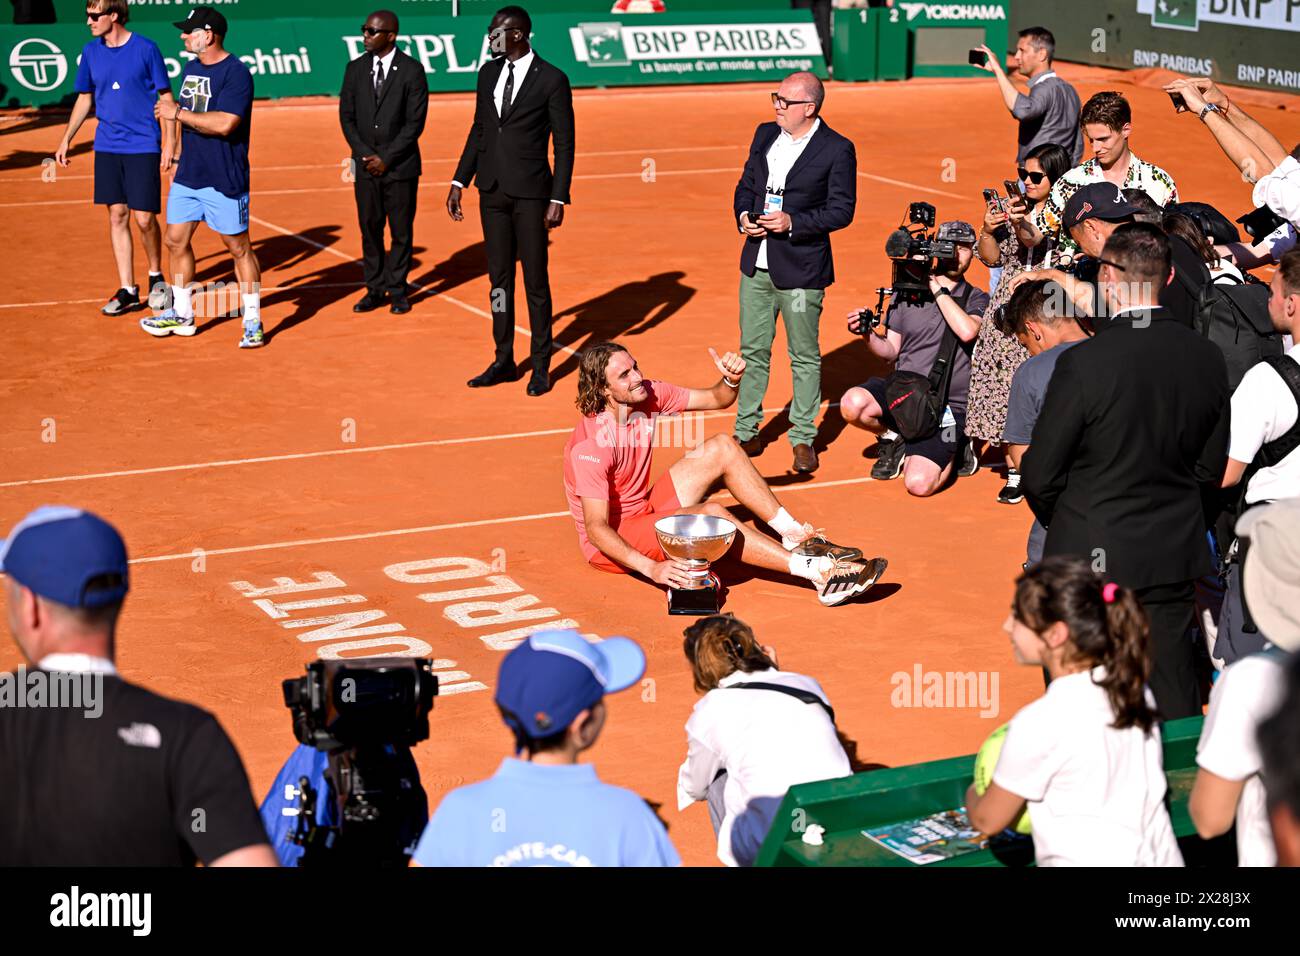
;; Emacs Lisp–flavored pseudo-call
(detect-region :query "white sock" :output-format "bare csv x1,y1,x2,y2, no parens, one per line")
789,552,834,582
172,284,193,319
125,285,138,296
767,507,803,546
242,292,261,325
881,429,900,442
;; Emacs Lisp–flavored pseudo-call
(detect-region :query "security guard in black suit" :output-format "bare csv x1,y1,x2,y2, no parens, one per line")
340,9,428,314
447,5,576,397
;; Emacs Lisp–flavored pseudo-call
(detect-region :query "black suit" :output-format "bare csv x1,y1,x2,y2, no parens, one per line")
1021,307,1230,717
340,49,428,296
453,53,575,373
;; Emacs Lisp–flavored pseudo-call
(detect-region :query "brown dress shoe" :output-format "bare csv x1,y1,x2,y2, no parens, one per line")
793,444,819,473
737,436,764,457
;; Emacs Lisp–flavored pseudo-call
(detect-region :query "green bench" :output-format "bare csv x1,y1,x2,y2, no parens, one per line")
755,716,1214,867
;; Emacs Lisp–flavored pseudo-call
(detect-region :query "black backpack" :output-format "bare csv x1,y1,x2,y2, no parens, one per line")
1174,256,1283,391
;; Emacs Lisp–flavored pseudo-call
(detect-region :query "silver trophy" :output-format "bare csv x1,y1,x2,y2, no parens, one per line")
654,514,738,615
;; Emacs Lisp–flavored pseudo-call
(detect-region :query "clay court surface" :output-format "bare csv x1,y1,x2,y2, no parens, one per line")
2,66,1298,865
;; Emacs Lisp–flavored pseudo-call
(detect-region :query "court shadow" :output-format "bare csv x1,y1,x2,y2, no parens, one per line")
407,240,488,302
0,141,90,171
0,110,71,139
192,225,348,284
545,271,696,383
192,306,244,337
261,259,370,343
838,732,888,775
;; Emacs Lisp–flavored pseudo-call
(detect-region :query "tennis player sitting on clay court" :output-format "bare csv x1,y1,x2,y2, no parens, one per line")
563,342,887,606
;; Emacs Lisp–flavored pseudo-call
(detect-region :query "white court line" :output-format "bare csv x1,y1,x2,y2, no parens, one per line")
860,173,966,202
0,165,750,207
247,213,579,358
0,146,741,184
125,473,873,565
0,281,364,311
0,402,841,488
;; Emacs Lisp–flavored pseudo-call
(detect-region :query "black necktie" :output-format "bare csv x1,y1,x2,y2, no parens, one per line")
374,60,385,99
501,62,514,117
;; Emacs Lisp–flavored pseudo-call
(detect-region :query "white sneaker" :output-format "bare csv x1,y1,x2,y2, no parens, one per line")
814,557,888,607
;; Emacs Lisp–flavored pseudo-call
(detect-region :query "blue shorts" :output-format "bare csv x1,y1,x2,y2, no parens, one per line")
167,181,249,235
94,151,161,213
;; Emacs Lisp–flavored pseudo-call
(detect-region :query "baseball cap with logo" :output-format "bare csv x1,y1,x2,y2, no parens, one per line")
174,6,229,37
495,629,646,741
1064,182,1140,229
1235,498,1300,651
0,506,129,609
936,220,977,245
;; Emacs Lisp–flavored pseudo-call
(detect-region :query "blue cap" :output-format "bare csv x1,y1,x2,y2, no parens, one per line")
0,506,129,608
495,629,646,739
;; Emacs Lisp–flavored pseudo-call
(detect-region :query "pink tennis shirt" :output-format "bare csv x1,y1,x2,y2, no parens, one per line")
562,380,691,559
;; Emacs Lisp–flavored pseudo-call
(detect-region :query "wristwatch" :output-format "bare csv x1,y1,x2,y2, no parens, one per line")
1198,102,1222,122
934,288,953,300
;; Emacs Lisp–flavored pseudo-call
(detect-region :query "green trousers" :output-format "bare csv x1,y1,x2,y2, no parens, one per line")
736,269,824,447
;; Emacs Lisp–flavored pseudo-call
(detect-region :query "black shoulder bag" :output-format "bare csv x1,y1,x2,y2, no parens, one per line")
883,285,973,442
728,681,836,725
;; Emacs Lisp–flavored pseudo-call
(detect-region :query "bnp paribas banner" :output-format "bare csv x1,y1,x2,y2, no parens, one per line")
1,10,824,108
1010,0,1300,94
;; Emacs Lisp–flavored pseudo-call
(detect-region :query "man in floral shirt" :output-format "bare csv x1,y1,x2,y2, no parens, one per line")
1029,91,1178,262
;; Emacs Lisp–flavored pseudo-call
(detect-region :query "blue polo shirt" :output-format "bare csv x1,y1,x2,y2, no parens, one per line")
73,33,171,154
413,758,681,867
176,53,253,198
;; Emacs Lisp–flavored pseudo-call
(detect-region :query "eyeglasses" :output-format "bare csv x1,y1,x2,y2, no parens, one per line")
771,93,814,109
1017,167,1047,184
361,26,394,37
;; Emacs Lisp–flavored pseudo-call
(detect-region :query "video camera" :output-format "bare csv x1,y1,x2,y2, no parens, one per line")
851,203,960,334
282,657,439,866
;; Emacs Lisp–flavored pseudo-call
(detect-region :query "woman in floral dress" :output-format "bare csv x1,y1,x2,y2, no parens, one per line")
966,143,1073,504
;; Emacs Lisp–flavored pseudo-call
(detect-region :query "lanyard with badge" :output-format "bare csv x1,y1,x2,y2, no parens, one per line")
763,185,784,218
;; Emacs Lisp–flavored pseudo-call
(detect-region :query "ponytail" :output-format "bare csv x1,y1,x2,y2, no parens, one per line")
1013,557,1157,733
1099,583,1156,733
683,614,775,693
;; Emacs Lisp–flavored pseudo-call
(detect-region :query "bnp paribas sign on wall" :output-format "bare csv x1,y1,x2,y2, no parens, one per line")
1138,0,1300,32
569,19,825,80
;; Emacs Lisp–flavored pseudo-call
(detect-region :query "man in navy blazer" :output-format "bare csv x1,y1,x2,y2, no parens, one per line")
733,72,856,473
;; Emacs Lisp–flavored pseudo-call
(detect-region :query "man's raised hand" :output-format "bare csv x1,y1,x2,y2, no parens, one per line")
709,347,745,382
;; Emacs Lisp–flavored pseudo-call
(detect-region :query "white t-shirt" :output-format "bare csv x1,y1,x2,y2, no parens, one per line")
1196,651,1289,866
1228,344,1300,504
676,667,849,867
994,667,1184,867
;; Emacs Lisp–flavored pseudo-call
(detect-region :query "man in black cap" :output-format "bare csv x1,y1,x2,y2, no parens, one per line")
1059,181,1138,260
340,10,428,315
141,5,266,348
1021,223,1230,719
0,506,274,865
839,221,990,496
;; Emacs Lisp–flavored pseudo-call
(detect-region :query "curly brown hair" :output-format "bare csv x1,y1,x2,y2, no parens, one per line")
575,342,628,417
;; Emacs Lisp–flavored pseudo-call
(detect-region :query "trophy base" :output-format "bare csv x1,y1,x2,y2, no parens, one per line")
666,581,722,616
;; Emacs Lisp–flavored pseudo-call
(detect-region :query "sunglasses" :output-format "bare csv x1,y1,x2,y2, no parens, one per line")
361,26,394,37
86,10,111,20
1017,167,1047,184
771,93,814,109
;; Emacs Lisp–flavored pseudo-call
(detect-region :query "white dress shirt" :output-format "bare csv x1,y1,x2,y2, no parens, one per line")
755,118,820,270
37,653,117,675
1253,155,1300,228
370,46,397,93
451,49,563,205
493,48,533,117
676,667,850,867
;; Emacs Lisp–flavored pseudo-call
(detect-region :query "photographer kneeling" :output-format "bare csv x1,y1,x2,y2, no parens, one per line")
840,221,989,497
676,614,849,867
